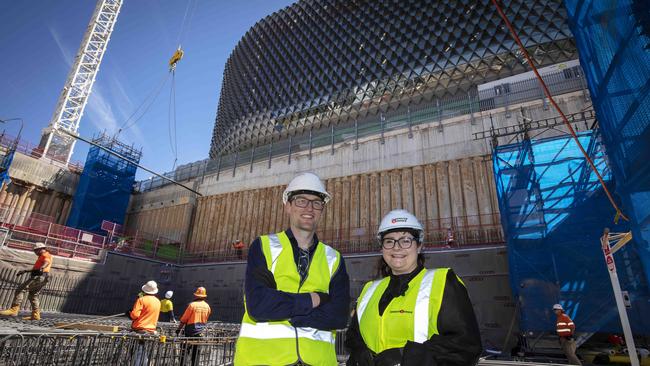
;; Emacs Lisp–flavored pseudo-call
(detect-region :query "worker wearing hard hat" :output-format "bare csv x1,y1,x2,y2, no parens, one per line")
176,286,212,365
553,303,582,365
160,290,176,323
0,242,52,320
235,172,350,366
346,209,482,366
127,280,161,334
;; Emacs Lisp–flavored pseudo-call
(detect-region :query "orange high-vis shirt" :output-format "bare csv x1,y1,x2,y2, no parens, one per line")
130,295,161,332
556,313,575,337
180,300,211,325
33,251,53,273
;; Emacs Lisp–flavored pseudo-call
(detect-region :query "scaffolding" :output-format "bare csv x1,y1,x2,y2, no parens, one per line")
565,0,650,293
492,129,650,334
66,133,141,232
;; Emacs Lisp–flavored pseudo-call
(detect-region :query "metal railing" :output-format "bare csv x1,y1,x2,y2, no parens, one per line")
0,132,84,173
0,204,108,262
0,333,235,366
178,213,504,264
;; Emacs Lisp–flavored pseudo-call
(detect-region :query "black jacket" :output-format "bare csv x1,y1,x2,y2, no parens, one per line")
346,267,482,366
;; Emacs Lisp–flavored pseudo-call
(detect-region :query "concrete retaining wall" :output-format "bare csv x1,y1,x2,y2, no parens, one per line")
0,245,515,350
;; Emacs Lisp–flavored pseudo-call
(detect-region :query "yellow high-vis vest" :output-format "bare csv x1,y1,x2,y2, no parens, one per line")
356,268,449,354
235,231,341,366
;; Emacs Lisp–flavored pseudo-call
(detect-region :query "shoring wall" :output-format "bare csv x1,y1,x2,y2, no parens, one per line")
186,156,499,253
126,90,592,256
0,245,514,351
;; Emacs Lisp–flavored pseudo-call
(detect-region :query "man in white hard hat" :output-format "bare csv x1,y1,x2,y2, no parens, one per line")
235,172,350,366
553,303,581,365
127,280,161,334
0,242,52,320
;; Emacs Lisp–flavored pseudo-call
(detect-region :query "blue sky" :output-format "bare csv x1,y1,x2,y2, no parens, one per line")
0,0,294,180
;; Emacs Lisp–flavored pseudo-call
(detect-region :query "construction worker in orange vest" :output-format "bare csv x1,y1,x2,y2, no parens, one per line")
176,286,212,365
127,280,161,334
553,303,582,365
0,242,52,320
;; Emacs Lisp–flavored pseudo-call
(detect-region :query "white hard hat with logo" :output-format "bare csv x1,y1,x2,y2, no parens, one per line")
377,209,425,243
141,280,159,295
165,290,174,299
282,172,331,204
552,303,564,311
33,242,47,250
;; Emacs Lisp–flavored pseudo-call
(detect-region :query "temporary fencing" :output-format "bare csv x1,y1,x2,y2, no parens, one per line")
0,333,235,366
0,204,107,262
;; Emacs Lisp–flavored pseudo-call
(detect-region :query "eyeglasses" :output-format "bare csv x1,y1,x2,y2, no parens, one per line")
291,197,325,211
382,237,416,249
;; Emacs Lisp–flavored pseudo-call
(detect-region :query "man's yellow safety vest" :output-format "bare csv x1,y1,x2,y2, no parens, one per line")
235,231,341,366
356,268,450,354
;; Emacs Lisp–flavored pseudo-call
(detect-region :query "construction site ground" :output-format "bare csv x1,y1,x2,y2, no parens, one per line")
0,312,611,366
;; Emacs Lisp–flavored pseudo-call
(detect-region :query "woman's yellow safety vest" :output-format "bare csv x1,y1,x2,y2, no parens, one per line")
356,268,449,354
235,231,341,366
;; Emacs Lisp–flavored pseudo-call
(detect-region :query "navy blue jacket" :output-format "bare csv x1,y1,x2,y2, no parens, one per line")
244,228,350,330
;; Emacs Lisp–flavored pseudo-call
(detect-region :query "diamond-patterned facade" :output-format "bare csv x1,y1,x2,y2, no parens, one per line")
210,0,577,157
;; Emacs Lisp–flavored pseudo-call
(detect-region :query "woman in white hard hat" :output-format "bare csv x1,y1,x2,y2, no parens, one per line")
346,209,482,366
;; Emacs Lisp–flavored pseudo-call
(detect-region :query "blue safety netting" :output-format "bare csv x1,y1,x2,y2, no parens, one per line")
0,149,14,185
565,0,650,294
66,135,140,233
494,131,650,334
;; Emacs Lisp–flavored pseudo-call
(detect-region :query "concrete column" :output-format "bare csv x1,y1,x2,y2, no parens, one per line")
0,192,11,221
0,181,7,206
59,199,71,225
6,194,18,224
50,196,64,224
61,199,73,225
43,191,58,217
15,186,34,226
16,197,31,226
2,191,13,206
26,197,37,220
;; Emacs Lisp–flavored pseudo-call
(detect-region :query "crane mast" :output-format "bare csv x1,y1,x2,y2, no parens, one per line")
38,0,123,163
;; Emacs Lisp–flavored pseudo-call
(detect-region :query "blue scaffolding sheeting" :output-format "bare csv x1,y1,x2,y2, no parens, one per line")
565,0,650,290
66,134,141,232
494,131,650,334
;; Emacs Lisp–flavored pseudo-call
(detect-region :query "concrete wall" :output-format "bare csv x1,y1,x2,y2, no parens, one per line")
0,245,514,349
0,247,173,315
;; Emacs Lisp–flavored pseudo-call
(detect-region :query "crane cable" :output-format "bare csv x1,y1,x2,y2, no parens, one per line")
489,0,629,222
165,0,197,170
117,72,171,135
168,69,178,170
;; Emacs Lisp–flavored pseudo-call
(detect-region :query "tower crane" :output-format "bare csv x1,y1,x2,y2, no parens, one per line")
38,0,123,163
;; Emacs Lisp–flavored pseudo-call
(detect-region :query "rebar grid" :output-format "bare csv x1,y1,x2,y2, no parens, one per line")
0,333,235,365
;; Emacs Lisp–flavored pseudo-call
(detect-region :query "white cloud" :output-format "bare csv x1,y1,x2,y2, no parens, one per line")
48,25,147,149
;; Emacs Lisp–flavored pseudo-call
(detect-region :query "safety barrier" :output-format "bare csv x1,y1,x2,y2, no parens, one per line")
0,204,108,262
0,333,235,366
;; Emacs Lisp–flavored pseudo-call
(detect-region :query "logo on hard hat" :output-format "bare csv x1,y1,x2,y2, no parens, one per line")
391,218,408,224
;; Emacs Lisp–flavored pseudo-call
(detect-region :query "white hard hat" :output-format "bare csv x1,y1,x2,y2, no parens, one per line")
377,209,425,243
141,280,159,295
165,290,173,299
33,242,47,250
552,303,564,311
282,172,331,204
